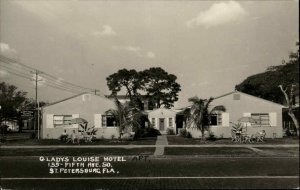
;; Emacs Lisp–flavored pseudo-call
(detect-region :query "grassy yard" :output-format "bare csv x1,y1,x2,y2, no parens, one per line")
165,147,299,157
0,147,155,156
1,136,157,146
167,135,299,145
165,147,258,156
254,147,299,157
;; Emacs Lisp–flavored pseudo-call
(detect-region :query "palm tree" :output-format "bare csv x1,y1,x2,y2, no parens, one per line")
184,96,226,140
105,98,142,139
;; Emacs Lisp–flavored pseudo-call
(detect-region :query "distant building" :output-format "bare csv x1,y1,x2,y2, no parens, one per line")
1,119,19,132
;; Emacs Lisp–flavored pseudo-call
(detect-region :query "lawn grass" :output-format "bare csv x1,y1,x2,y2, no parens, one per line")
1,136,157,146
165,147,258,156
167,135,299,145
0,147,155,156
254,147,299,157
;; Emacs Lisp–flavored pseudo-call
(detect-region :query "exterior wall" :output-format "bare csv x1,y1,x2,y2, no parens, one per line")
148,108,176,134
41,94,119,139
186,92,284,138
186,112,230,138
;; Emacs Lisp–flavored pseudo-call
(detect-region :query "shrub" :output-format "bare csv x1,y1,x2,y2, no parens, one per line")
180,128,187,137
111,134,115,140
285,129,296,137
135,127,161,138
206,132,216,141
180,129,192,138
145,127,161,137
186,132,192,138
166,128,175,135
0,125,9,134
31,132,36,139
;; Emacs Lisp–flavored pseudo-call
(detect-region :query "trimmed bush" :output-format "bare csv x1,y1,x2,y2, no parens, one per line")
167,128,175,135
206,132,216,141
186,132,192,138
180,128,187,137
180,129,192,138
135,127,161,138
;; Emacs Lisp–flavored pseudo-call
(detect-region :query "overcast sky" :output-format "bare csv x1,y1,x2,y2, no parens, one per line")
0,0,299,108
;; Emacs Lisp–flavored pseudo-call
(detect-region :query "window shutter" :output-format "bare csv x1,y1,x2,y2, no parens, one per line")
243,113,251,117
46,114,54,128
72,114,79,128
269,112,277,126
102,115,107,127
94,114,102,128
151,118,156,127
221,113,229,127
169,118,173,127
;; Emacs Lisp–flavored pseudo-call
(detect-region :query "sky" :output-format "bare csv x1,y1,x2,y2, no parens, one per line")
0,0,299,108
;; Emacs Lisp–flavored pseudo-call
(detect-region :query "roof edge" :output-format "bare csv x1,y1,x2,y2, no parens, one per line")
214,90,285,107
42,92,110,108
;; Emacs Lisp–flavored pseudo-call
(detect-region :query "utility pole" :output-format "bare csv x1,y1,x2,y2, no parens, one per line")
31,70,42,139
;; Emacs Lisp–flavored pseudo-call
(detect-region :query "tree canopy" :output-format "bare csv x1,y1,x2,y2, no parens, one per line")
0,82,29,121
106,67,181,109
235,42,299,104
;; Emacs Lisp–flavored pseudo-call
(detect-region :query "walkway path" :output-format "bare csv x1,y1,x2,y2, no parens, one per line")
153,135,168,156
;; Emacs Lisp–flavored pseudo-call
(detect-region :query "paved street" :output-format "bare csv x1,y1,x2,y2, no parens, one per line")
1,136,299,189
0,153,299,189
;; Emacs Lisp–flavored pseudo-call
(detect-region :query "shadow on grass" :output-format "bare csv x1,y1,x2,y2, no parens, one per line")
165,147,258,156
167,135,299,145
0,147,155,156
1,136,157,146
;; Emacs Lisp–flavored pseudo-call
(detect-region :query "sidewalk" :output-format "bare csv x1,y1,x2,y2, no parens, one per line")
153,135,168,156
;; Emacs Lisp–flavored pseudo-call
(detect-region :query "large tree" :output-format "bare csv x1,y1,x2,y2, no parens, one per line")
106,67,181,109
235,42,299,104
141,67,181,108
106,69,144,109
185,96,226,140
0,82,29,121
277,42,299,136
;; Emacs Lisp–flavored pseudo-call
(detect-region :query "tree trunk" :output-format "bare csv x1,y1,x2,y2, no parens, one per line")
279,85,299,136
288,110,299,136
201,125,205,140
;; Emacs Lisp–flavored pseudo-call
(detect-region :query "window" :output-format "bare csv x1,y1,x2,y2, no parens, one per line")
102,115,117,127
53,115,72,127
205,113,222,126
169,118,173,127
251,113,270,127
